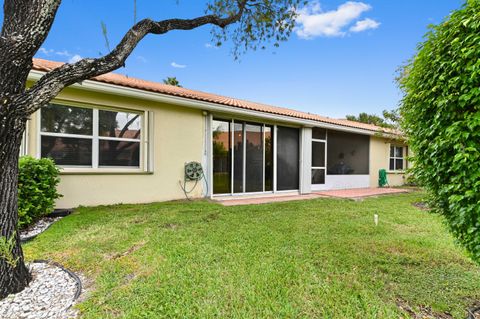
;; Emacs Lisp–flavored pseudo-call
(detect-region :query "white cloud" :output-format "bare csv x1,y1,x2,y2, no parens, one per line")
295,1,379,38
205,43,219,49
36,47,84,63
68,54,82,63
136,55,147,63
171,62,186,68
38,47,54,56
55,50,71,57
350,18,380,32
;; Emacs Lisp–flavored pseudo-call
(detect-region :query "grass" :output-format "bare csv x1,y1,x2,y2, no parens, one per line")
24,192,480,318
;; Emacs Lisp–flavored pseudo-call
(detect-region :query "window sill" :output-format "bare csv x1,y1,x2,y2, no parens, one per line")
386,170,405,174
59,168,153,175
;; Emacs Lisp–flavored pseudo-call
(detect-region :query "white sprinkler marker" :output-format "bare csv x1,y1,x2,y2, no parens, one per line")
374,214,379,226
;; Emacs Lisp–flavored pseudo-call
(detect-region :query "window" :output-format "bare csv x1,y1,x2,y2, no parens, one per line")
40,103,143,169
389,145,404,171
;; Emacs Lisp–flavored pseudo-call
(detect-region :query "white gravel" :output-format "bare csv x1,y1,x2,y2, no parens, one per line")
0,262,81,319
20,217,61,242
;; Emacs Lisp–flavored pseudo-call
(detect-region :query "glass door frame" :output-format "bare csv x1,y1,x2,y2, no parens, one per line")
212,118,275,195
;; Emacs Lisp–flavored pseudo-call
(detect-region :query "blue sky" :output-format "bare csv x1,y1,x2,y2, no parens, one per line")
28,0,463,118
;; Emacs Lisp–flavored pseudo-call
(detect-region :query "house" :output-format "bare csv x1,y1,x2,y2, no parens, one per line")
22,59,408,208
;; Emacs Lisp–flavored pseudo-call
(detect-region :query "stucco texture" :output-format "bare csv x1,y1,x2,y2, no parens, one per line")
369,136,407,188
26,87,205,207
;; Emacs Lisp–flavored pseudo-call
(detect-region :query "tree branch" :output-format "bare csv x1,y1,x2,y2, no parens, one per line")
20,1,248,114
118,114,140,138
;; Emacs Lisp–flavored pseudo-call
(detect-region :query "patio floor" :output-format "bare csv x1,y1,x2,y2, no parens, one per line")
215,188,409,206
314,187,409,199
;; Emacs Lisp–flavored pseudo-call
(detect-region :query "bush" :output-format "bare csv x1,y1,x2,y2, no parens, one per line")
399,1,480,263
18,156,61,229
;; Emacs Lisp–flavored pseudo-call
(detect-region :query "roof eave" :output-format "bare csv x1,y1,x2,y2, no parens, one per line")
27,70,402,138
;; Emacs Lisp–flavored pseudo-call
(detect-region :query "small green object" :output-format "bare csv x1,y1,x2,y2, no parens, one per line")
378,169,388,187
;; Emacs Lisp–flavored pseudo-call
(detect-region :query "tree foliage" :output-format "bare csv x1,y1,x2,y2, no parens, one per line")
346,110,398,129
163,77,182,87
209,0,300,57
398,0,480,263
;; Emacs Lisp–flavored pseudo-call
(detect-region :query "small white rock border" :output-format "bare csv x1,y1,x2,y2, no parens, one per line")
20,209,73,243
34,259,83,302
20,217,61,243
0,260,83,319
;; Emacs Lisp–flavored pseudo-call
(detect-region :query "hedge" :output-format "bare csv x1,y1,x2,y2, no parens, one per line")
18,156,61,229
399,0,480,263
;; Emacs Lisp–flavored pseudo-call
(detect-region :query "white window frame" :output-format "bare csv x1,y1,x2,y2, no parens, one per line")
19,121,29,157
37,101,149,173
311,129,327,185
389,145,405,172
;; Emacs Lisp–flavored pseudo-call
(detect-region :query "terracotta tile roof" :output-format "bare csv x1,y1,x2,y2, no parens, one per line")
31,58,399,135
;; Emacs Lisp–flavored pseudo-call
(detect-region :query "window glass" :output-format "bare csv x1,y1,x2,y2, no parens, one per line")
245,124,263,192
327,130,369,175
395,159,404,170
312,127,326,140
395,146,403,158
41,104,92,135
212,120,231,194
277,126,299,190
99,140,140,167
99,110,141,139
312,141,325,167
41,136,92,166
264,126,273,192
233,122,244,193
312,169,325,184
389,159,395,171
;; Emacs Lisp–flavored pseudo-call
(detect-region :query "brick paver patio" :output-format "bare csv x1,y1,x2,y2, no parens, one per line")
314,187,409,199
215,188,409,206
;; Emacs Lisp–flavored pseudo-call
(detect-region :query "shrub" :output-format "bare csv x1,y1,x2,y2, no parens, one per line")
18,156,61,228
399,1,480,263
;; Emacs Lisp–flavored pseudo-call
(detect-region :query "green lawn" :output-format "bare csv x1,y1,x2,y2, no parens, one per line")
24,192,480,318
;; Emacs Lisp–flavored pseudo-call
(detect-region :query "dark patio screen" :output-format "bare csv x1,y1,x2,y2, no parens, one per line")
327,130,369,175
276,126,299,190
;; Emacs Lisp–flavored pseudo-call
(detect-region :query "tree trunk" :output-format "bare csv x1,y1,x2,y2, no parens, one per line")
0,0,255,298
0,108,30,299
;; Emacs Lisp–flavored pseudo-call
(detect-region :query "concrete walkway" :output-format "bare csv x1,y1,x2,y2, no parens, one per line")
215,188,409,206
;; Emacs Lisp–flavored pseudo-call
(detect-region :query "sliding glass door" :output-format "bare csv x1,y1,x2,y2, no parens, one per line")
212,119,275,194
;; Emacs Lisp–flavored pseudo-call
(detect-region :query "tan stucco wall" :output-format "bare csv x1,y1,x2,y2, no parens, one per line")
369,136,407,187
26,87,205,208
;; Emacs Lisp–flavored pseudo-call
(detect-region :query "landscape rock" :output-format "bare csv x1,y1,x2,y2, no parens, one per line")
0,262,81,319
